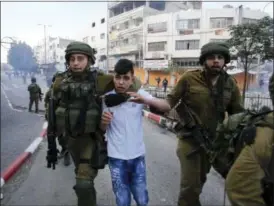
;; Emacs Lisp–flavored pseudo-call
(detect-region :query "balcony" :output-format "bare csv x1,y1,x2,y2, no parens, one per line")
109,23,143,41
109,44,140,55
145,51,168,59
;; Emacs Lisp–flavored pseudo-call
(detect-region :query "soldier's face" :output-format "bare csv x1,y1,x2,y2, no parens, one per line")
205,54,225,73
69,54,88,72
113,71,134,93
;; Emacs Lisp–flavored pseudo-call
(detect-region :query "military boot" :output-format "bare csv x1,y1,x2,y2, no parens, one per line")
74,179,97,206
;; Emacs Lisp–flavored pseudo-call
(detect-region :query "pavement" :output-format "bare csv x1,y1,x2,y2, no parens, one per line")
1,118,230,206
0,72,231,205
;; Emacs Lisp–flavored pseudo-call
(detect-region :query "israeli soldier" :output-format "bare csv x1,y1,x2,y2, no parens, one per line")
166,42,245,206
214,74,273,206
28,77,42,113
46,41,142,206
44,74,71,166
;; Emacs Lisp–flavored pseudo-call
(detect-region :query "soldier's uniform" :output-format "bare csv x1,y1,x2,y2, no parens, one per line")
167,42,244,206
28,77,42,113
223,74,274,206
47,41,141,206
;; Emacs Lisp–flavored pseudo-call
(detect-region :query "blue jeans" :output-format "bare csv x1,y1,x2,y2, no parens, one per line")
108,155,149,206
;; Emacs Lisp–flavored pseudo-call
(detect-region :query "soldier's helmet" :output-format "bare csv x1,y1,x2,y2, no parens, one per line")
269,73,274,105
199,42,231,65
65,41,96,65
31,77,36,83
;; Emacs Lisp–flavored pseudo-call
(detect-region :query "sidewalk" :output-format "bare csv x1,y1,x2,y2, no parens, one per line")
1,119,230,206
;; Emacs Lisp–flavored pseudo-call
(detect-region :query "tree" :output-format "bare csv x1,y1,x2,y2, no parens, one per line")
226,16,273,103
7,41,38,72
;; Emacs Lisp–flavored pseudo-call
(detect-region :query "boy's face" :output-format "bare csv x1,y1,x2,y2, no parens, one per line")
113,71,134,93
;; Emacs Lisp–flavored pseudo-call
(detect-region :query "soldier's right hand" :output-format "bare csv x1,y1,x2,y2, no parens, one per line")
101,112,113,126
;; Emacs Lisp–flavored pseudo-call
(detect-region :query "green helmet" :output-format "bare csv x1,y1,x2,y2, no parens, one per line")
199,42,231,65
65,41,96,65
269,73,274,105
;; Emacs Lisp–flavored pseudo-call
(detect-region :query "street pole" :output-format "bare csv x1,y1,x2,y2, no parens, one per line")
106,4,109,74
44,25,47,64
38,24,51,64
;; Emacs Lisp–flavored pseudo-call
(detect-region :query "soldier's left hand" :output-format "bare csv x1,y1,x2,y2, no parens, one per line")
126,92,146,104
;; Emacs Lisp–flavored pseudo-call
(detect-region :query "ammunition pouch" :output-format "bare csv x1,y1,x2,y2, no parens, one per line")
55,103,100,136
90,131,108,170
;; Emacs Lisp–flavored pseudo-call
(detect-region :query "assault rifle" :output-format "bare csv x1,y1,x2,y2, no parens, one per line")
173,98,214,158
46,89,58,170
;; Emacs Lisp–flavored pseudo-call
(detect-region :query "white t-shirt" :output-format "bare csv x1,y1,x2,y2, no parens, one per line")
102,89,153,160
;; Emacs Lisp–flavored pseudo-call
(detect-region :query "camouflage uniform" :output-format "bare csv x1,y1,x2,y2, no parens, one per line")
223,74,274,206
167,42,244,206
48,41,141,206
28,77,42,113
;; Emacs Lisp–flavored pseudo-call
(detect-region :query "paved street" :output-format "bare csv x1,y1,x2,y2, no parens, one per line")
1,73,49,112
1,119,230,206
0,84,44,172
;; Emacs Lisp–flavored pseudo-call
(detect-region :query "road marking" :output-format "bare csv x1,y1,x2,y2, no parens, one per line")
25,137,43,154
1,85,22,112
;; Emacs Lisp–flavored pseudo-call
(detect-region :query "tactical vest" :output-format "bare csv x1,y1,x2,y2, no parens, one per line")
28,83,40,94
211,110,274,178
54,71,101,136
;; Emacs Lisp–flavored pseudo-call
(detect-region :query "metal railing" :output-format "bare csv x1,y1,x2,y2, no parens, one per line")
144,88,273,121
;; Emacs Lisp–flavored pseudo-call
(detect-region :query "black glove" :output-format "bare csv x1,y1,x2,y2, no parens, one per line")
46,148,59,170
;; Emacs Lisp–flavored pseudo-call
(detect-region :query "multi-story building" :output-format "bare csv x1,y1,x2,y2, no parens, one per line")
80,16,108,71
141,5,269,86
107,1,202,71
34,37,76,71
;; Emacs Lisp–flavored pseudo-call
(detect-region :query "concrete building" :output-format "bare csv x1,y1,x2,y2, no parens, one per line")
139,5,269,86
107,1,202,71
33,37,76,71
79,16,108,71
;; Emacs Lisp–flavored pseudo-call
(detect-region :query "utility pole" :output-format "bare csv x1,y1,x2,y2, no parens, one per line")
106,4,110,74
38,24,51,64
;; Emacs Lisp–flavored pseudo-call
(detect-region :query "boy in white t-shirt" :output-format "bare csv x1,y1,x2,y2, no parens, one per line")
100,59,170,206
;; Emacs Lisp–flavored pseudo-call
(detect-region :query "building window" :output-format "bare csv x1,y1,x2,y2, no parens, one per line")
149,1,165,11
60,56,64,60
83,36,89,43
91,36,95,41
101,18,105,24
173,58,200,67
210,17,233,28
92,22,96,27
134,1,145,8
175,40,200,50
100,33,105,39
148,41,166,51
134,17,143,26
176,19,200,30
148,22,167,33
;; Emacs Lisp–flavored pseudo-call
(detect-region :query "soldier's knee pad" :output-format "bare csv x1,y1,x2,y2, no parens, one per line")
73,179,96,197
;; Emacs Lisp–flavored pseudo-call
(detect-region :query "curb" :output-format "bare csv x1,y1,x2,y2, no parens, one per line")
142,109,173,129
1,121,48,200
